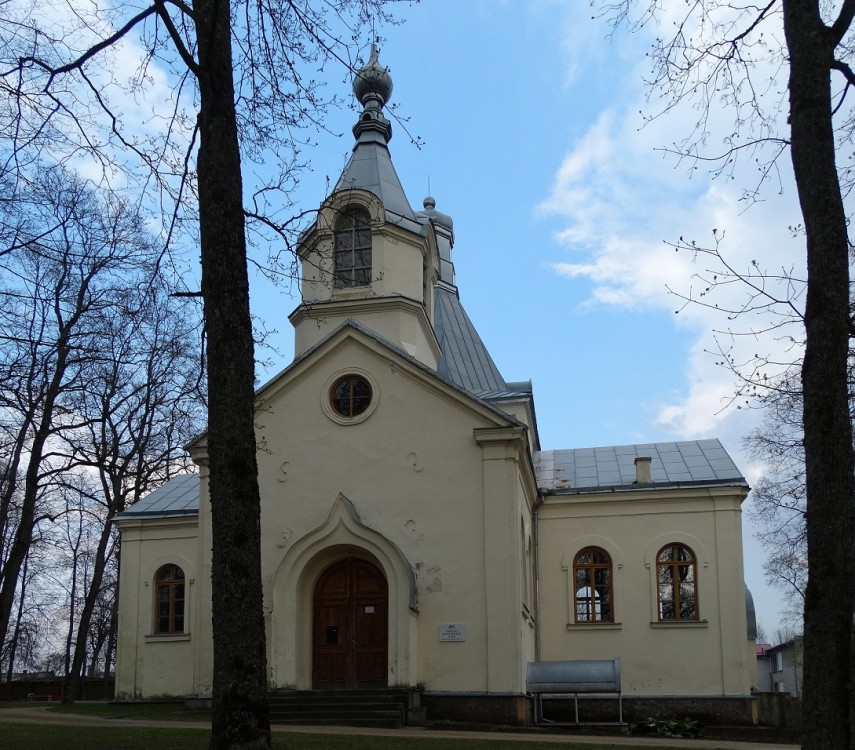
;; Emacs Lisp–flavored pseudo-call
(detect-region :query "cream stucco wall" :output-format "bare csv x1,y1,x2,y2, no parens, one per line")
114,354,751,704
292,190,441,367
114,330,750,704
114,517,199,699
182,327,538,697
536,487,753,697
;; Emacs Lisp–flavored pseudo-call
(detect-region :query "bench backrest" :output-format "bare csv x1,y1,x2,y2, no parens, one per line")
526,658,621,694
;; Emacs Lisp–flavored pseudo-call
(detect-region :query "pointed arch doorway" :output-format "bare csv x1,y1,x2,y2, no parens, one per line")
312,558,388,689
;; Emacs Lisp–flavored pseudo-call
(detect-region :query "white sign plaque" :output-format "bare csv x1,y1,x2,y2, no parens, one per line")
438,623,466,642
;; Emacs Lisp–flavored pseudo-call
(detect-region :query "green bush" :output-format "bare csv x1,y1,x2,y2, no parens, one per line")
629,716,705,738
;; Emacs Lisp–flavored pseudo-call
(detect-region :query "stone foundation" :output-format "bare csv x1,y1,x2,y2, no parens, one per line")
422,692,531,726
754,692,801,728
423,693,756,727
539,694,757,726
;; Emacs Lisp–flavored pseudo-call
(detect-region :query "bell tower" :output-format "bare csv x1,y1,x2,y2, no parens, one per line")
290,46,441,367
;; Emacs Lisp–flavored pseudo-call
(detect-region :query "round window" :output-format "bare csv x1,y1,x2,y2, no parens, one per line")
329,374,373,418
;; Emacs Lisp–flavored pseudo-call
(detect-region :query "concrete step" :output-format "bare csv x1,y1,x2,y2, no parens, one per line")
267,688,415,728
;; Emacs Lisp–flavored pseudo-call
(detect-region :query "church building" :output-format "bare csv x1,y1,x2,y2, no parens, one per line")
114,48,757,725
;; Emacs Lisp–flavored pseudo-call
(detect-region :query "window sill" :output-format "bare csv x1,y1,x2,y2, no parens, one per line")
650,620,708,628
566,622,623,630
145,633,191,643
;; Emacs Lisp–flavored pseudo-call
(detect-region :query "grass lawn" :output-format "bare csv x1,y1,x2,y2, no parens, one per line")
46,700,205,720
0,722,707,750
0,703,727,749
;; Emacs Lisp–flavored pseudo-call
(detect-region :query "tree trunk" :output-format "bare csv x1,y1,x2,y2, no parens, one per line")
63,525,81,689
191,1,271,748
0,255,94,648
0,413,59,648
64,508,114,703
5,552,29,682
783,2,855,748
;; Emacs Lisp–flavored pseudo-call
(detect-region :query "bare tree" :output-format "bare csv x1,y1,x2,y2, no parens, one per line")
56,479,92,683
0,164,205,698
3,4,399,746
598,2,855,746
745,374,808,615
57,276,204,702
0,166,157,656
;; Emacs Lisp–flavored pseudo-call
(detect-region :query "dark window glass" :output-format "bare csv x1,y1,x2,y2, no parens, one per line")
657,543,698,620
573,546,613,622
330,375,372,418
154,564,186,634
334,209,372,288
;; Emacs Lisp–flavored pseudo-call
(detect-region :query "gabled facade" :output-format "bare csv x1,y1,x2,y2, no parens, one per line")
757,639,803,696
114,47,755,723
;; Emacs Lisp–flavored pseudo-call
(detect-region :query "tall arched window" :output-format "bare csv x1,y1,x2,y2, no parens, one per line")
333,208,372,288
520,520,532,614
154,564,185,634
573,546,612,622
656,543,698,621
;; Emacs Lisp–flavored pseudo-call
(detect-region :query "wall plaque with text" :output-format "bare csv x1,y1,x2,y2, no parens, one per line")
438,623,466,642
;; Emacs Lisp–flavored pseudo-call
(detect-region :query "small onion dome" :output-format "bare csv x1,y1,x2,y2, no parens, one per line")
421,196,454,231
353,44,393,106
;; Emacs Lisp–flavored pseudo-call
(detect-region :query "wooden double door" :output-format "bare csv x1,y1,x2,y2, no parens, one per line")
312,558,388,689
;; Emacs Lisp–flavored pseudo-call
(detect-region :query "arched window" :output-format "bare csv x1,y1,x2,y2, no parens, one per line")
656,543,698,621
333,208,372,288
154,564,185,634
573,546,612,622
520,520,532,614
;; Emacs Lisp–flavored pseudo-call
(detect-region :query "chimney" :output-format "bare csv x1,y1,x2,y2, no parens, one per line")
634,456,652,484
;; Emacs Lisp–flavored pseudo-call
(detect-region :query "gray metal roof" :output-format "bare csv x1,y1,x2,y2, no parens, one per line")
333,50,417,227
114,474,199,520
434,283,509,396
534,439,747,493
334,139,418,225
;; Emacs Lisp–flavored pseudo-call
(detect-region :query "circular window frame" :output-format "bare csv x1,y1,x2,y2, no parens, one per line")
322,368,379,425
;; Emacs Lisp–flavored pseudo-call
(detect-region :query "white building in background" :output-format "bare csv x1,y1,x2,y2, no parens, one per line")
114,48,756,725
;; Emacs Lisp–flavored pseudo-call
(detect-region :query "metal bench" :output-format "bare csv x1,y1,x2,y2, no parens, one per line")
526,658,622,725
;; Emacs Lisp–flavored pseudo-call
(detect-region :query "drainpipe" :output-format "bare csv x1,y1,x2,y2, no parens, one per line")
533,491,546,662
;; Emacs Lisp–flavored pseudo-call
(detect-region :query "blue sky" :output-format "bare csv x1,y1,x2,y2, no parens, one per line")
244,2,804,636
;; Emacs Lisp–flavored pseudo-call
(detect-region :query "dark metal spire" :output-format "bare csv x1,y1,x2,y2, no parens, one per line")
351,43,393,144
333,45,415,221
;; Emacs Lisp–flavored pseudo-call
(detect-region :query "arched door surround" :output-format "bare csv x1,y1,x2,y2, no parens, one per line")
269,494,418,690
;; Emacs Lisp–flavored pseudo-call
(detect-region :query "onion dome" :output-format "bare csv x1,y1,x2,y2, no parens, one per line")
353,44,393,106
352,45,393,144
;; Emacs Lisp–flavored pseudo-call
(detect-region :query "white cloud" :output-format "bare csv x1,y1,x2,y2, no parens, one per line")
540,6,809,632
538,78,805,439
9,1,194,195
